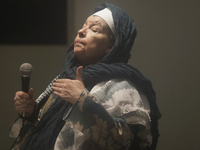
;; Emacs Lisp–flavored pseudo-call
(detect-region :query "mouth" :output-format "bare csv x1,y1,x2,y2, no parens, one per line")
75,39,84,46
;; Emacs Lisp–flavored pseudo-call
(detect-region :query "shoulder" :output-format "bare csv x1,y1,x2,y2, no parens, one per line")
90,79,136,95
90,79,152,147
90,79,150,117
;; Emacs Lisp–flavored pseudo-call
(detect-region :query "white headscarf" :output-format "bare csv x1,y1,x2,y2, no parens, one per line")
93,8,115,35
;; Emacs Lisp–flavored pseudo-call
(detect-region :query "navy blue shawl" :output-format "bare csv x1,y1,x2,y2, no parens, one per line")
20,3,161,150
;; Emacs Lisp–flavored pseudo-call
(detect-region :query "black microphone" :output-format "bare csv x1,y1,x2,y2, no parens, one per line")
19,63,33,93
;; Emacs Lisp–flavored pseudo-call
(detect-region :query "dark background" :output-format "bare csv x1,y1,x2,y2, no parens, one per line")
0,1,67,45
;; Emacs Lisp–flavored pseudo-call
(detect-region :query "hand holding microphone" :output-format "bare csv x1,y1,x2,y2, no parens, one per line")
14,63,35,117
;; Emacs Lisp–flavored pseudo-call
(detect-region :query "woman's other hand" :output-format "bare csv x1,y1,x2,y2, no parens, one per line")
14,88,35,117
52,66,85,104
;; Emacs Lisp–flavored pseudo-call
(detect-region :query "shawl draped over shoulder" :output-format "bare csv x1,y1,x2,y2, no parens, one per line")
20,3,161,150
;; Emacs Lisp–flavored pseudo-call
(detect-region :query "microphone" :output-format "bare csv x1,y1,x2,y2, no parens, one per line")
19,63,33,93
19,63,33,117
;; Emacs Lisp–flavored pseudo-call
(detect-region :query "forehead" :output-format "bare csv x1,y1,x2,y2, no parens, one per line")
85,15,107,27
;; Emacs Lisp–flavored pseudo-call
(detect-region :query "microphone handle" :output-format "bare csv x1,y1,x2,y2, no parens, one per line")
21,76,30,93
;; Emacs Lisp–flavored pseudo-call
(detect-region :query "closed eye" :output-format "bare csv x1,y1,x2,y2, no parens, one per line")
91,26,100,33
92,29,98,33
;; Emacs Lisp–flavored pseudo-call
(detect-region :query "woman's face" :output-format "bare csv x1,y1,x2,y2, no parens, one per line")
74,15,113,66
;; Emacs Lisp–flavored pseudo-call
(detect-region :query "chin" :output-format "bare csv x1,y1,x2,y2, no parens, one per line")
74,49,84,60
74,44,84,52
74,47,82,55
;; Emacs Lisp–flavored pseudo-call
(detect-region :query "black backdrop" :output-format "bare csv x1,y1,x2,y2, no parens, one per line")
0,1,67,45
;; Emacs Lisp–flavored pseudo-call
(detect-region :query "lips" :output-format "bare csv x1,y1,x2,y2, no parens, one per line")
75,39,84,46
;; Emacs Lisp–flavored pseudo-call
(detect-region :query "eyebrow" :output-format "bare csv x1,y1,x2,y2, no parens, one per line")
85,21,102,27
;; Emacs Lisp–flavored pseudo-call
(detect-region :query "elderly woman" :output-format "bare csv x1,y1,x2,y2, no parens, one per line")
13,3,160,150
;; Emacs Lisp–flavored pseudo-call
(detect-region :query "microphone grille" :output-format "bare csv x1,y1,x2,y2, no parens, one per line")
19,63,33,76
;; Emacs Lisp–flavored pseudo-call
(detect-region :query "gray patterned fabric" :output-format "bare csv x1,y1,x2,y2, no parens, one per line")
54,79,152,150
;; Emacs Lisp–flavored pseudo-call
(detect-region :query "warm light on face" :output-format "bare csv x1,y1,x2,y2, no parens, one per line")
74,16,113,66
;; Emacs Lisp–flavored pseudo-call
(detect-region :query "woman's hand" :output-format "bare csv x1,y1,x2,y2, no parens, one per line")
52,66,85,104
14,88,35,117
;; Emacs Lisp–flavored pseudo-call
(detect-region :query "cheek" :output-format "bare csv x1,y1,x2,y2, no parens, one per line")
86,41,103,56
89,35,107,48
94,38,109,53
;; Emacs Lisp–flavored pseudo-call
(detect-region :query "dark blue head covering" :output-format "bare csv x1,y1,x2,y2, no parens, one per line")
94,3,137,64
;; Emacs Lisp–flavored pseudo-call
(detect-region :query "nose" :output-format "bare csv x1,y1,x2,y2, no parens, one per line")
78,27,88,37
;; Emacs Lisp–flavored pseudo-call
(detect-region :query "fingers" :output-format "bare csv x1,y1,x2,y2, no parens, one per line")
15,98,34,116
52,86,62,94
53,90,63,99
28,88,34,99
52,82,63,88
51,66,84,104
14,91,29,100
14,89,34,102
76,66,83,81
14,89,35,116
53,79,70,92
15,100,33,110
54,79,67,83
52,82,64,94
52,81,65,98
